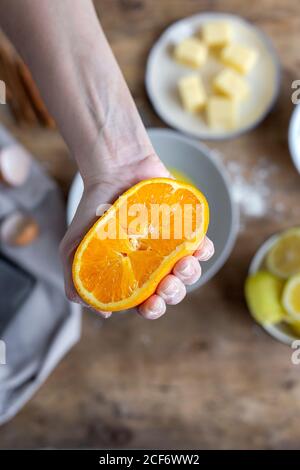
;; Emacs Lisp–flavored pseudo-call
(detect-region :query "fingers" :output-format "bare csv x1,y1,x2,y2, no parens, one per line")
157,274,186,305
138,237,214,319
138,294,166,320
95,310,112,319
137,259,199,321
138,273,187,320
194,236,214,261
173,255,202,285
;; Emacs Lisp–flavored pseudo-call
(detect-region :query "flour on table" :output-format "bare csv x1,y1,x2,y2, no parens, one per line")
227,159,273,218
211,149,279,228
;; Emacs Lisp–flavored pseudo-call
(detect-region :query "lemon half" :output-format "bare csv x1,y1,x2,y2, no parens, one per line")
282,274,300,320
266,228,300,279
245,271,286,325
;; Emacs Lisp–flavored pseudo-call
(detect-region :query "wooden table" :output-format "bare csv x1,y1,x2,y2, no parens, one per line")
1,0,300,449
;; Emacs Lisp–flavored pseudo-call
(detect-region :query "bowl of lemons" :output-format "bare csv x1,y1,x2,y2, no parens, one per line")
245,228,300,345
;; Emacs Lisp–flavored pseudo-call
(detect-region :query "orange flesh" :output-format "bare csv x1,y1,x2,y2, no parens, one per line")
72,179,209,311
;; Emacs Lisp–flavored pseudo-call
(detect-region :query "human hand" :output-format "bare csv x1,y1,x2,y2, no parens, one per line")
0,0,214,318
60,153,214,319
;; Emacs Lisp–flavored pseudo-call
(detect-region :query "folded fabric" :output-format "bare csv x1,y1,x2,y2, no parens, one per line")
0,125,81,425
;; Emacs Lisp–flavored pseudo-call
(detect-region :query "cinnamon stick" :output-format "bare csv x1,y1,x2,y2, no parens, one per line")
17,59,55,128
0,45,38,125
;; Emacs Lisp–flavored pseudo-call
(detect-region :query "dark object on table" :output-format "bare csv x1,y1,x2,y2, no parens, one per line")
0,253,35,335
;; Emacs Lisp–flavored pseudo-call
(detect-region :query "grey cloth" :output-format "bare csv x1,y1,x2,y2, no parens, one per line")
0,126,81,425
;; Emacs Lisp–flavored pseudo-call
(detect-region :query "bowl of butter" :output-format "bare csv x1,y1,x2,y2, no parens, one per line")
146,12,280,140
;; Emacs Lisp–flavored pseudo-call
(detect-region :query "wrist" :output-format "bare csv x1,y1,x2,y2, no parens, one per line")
72,58,155,184
82,152,170,193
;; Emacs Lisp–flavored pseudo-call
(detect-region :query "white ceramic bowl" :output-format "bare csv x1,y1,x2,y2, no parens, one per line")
249,233,298,345
146,12,281,140
288,104,300,174
67,128,239,290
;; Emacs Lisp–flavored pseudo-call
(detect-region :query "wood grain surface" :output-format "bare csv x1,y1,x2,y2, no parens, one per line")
1,0,300,449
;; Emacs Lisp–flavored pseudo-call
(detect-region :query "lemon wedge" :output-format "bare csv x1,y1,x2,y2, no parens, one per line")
245,271,286,325
282,274,300,321
266,228,300,279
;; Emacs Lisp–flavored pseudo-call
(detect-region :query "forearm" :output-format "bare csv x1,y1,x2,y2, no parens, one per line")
0,0,154,184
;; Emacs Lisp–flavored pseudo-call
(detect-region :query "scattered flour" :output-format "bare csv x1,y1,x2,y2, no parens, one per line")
226,159,274,218
211,149,279,228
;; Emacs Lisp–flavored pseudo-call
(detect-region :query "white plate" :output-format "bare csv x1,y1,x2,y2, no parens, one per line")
67,128,239,289
249,234,298,345
146,12,280,140
288,104,300,174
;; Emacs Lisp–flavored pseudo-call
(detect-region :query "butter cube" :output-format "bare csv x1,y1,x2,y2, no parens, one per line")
174,38,207,68
207,96,237,129
213,68,249,101
202,22,232,47
178,75,206,112
221,43,258,74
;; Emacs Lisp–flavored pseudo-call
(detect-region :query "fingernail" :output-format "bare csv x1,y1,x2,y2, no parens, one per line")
161,290,179,302
147,311,159,319
197,240,214,261
147,306,162,318
147,298,164,318
163,283,178,296
199,247,212,260
178,260,194,276
98,311,112,319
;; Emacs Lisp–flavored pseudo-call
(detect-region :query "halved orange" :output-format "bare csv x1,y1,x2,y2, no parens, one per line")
72,178,209,311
